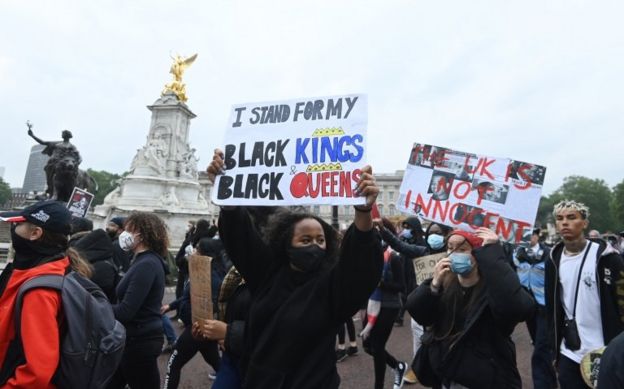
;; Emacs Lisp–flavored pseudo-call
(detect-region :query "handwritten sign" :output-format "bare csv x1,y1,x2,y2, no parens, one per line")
397,143,546,243
188,254,213,322
413,252,446,284
66,187,94,218
212,94,368,206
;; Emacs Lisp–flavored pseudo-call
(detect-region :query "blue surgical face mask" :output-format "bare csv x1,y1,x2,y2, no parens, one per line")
400,229,413,240
449,252,473,276
427,234,444,250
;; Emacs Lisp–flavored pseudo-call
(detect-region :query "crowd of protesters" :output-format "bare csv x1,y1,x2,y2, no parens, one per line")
0,148,623,389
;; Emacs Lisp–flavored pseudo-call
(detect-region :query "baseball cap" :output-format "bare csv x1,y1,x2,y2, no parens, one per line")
109,216,126,229
0,200,72,235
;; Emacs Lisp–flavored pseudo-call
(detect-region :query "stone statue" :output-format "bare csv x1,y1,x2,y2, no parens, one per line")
162,53,197,102
27,121,97,201
179,148,199,179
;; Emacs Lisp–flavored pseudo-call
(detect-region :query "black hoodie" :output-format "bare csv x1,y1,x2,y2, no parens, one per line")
69,229,119,302
219,207,383,389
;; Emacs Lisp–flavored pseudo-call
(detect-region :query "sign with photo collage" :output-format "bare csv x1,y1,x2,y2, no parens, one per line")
397,143,547,243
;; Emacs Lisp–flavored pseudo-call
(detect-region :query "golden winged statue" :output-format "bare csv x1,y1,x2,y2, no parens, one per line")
162,53,198,102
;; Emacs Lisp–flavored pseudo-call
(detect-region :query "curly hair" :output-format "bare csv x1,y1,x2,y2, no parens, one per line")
125,212,170,257
263,210,340,270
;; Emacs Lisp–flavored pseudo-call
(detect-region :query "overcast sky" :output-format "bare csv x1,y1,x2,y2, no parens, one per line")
1,1,623,195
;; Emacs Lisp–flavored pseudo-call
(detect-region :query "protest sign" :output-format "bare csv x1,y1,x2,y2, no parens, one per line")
66,187,94,218
212,94,368,206
413,252,446,285
397,143,546,243
188,254,213,323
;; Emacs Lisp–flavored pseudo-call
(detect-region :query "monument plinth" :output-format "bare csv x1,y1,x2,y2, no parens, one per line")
93,91,210,247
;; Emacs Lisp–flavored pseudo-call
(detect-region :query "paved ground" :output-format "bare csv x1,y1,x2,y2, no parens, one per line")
157,295,535,388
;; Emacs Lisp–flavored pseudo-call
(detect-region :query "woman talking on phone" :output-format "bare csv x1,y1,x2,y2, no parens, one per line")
406,228,534,389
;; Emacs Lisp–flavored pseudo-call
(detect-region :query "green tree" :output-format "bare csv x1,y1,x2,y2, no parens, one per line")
552,176,615,232
0,177,11,207
535,194,562,228
611,179,624,230
86,169,122,206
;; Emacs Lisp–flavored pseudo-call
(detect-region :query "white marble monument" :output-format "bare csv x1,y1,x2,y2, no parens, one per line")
93,90,211,247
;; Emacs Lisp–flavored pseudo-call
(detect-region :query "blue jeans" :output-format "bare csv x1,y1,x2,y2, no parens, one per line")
528,306,557,389
212,353,242,389
162,314,177,344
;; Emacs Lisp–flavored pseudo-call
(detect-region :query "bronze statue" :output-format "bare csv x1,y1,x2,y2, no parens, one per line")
27,121,96,201
162,53,197,102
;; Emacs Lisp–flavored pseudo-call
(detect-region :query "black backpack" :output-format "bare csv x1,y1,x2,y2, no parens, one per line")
0,271,126,389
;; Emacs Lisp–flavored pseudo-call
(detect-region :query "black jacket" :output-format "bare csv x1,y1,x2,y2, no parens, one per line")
597,331,624,389
380,227,427,294
218,207,383,389
407,243,534,389
378,250,405,309
69,229,119,302
545,239,624,361
111,236,131,273
223,282,251,361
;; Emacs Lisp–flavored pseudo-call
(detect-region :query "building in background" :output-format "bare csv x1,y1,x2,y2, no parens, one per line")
21,144,48,194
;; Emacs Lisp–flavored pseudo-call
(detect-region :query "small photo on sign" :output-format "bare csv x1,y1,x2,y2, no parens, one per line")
436,150,475,182
509,161,546,186
427,170,455,201
453,203,486,227
408,144,433,168
472,179,510,205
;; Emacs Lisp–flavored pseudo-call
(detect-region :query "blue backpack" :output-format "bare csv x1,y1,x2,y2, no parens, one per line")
0,271,126,389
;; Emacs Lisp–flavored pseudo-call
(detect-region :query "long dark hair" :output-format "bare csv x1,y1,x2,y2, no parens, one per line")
36,227,92,278
433,274,485,341
264,210,340,270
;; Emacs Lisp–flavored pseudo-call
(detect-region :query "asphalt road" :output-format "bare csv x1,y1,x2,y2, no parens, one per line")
157,303,534,389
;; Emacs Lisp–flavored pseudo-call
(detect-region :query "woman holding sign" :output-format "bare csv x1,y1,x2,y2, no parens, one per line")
406,228,534,389
205,149,383,389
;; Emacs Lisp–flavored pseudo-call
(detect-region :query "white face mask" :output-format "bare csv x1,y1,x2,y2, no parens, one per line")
119,231,136,252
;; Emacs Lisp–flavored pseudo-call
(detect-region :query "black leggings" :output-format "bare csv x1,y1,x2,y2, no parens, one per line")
163,327,221,389
337,317,356,344
107,334,163,389
364,307,400,389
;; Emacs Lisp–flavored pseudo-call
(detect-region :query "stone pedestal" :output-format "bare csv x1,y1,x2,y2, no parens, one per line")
93,92,211,247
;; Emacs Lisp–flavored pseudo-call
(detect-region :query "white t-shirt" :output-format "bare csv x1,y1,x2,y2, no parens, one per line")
558,241,604,363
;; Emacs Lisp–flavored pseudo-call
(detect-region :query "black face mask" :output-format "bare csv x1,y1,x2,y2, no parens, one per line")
287,245,326,273
11,224,66,269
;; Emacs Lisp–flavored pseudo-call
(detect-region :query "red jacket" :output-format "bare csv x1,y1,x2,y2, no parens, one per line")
0,257,69,389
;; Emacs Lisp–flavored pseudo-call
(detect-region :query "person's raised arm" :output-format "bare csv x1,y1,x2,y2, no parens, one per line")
327,165,383,321
206,148,272,291
473,228,535,328
27,128,50,146
352,165,378,232
377,225,428,258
